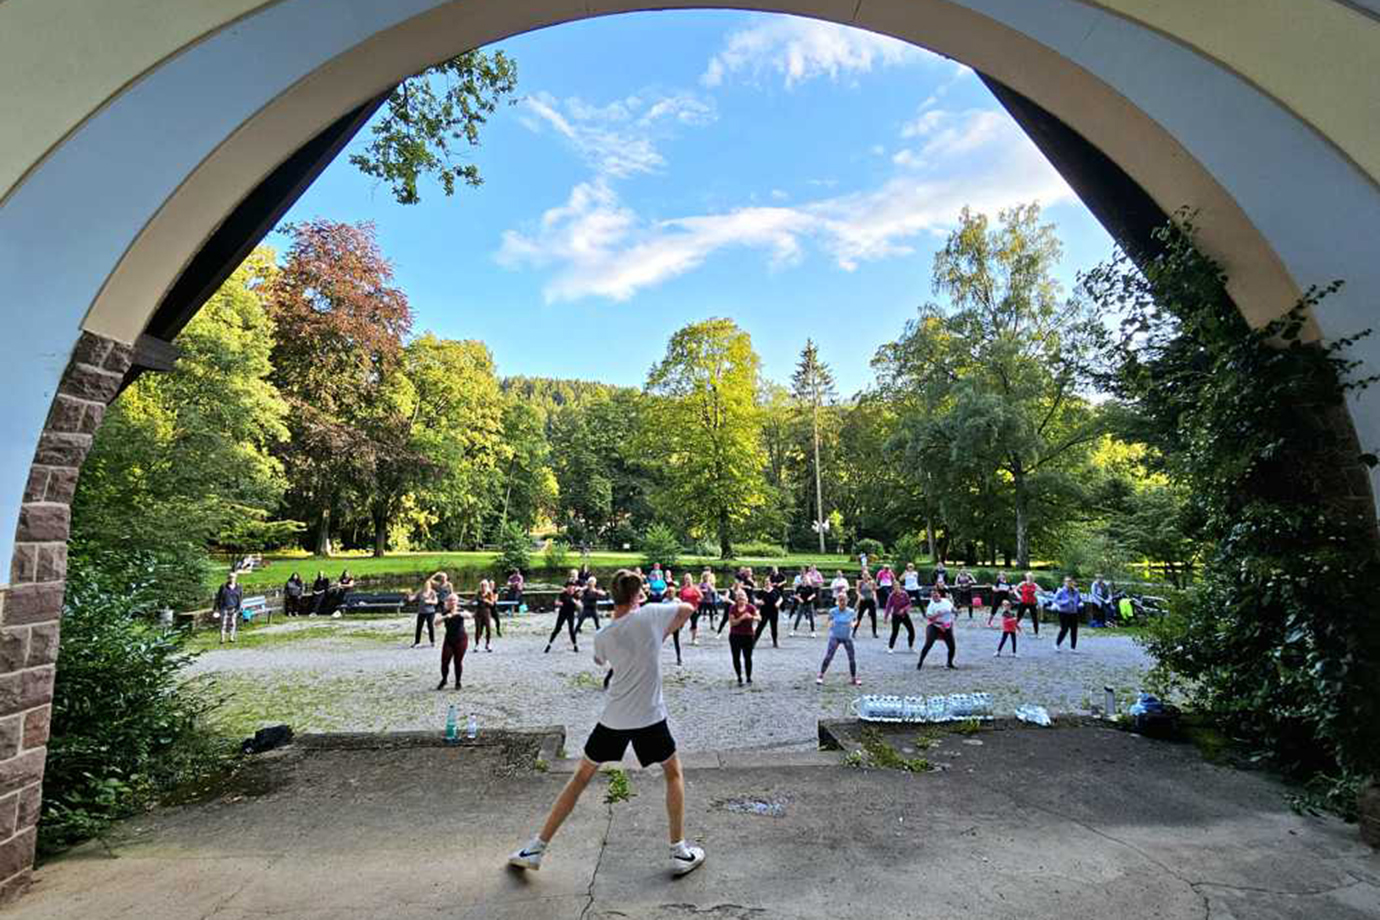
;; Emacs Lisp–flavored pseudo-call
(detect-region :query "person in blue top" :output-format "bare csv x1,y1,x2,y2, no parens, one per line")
816,591,861,686
1054,577,1083,652
647,565,668,603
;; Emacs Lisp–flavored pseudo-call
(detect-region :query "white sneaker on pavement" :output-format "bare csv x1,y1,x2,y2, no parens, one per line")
508,841,545,871
671,844,706,876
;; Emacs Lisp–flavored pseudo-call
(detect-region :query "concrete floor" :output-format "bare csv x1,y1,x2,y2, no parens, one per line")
13,726,1380,919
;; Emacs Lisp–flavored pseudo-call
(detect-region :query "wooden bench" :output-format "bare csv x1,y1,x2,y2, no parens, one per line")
342,592,409,614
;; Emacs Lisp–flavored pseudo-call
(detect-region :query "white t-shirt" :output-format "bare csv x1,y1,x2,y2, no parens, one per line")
903,570,920,590
593,603,680,731
830,576,849,594
926,598,956,628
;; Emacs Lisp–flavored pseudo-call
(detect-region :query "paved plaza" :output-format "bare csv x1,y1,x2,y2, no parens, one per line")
15,724,1380,920
188,611,1155,751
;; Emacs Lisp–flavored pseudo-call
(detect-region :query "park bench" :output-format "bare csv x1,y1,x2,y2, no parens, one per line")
241,595,272,623
342,592,409,614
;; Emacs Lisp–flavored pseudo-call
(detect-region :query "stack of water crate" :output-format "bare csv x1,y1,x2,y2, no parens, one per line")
852,693,994,723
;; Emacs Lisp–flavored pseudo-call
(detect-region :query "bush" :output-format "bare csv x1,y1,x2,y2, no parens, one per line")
1056,526,1131,582
543,540,571,570
42,549,231,855
639,523,681,569
855,538,885,561
495,522,531,575
891,533,929,570
732,541,787,558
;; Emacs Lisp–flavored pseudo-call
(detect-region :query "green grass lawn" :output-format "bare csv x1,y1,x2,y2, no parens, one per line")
212,549,877,592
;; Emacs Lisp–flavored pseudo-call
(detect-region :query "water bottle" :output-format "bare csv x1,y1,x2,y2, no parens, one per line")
444,703,458,743
466,712,478,740
1104,686,1117,719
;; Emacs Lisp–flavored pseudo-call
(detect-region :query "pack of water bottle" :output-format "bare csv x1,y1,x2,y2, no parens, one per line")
854,692,994,723
1013,704,1053,726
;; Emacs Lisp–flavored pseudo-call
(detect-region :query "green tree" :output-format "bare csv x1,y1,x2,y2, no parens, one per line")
351,51,519,205
266,220,413,554
73,248,290,605
405,334,506,549
643,319,766,558
876,204,1106,567
791,340,838,552
494,400,558,534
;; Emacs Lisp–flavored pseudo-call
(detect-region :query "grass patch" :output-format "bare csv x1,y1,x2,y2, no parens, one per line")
856,728,931,773
953,719,982,736
605,768,634,803
569,671,605,691
187,623,400,653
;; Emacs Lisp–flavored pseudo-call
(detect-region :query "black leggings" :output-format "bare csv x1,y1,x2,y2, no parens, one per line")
576,608,600,634
729,633,755,682
918,624,955,668
473,614,494,647
754,609,780,647
853,599,877,637
792,601,816,633
414,611,435,644
547,610,577,648
877,585,892,611
888,613,915,649
997,632,1018,654
1057,612,1079,649
603,669,613,690
672,628,682,665
693,601,716,631
1017,601,1039,634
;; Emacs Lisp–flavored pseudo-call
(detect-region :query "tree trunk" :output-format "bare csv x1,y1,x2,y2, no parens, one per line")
719,507,733,559
315,508,332,557
926,516,936,562
372,506,388,558
1013,470,1030,569
812,400,825,553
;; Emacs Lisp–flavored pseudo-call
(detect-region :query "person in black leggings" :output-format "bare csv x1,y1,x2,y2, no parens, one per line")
409,578,438,647
884,587,915,652
692,570,718,643
753,582,784,648
575,576,605,634
725,588,760,685
916,588,957,670
853,572,878,638
546,579,580,653
791,581,817,636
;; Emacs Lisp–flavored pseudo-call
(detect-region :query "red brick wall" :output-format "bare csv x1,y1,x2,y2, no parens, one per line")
0,331,130,903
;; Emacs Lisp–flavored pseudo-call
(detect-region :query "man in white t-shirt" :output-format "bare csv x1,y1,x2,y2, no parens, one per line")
509,570,704,877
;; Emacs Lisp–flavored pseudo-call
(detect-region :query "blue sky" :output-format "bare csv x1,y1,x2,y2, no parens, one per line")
270,11,1115,397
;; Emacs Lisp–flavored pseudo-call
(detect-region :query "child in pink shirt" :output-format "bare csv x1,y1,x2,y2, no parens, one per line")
994,600,1020,658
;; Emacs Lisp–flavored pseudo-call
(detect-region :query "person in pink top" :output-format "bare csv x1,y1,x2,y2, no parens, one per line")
876,565,895,615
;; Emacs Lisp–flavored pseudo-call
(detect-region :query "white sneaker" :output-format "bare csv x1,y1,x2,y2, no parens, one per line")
508,844,545,871
811,632,817,638
1055,647,1063,653
671,845,706,876
887,647,894,654
993,651,1001,657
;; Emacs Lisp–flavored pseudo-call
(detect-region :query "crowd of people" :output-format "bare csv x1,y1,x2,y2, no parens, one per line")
354,559,1110,693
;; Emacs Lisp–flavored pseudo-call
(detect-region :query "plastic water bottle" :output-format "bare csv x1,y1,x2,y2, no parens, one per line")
1104,686,1117,719
466,712,478,740
444,704,458,743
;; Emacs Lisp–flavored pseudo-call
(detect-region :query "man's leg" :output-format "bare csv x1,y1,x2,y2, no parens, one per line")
538,758,600,844
661,754,686,844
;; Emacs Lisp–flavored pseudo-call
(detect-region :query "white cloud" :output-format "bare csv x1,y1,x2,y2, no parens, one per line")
496,109,1074,302
702,16,921,89
770,188,790,201
517,90,716,178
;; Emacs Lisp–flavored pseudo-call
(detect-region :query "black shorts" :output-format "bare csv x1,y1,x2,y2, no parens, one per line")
583,719,677,767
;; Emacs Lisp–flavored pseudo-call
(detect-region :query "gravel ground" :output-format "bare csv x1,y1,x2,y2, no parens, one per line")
186,610,1154,752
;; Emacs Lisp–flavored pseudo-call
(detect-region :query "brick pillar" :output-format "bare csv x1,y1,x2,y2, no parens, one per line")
0,331,130,903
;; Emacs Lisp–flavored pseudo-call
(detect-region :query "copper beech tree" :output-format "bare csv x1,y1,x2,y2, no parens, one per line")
266,219,414,555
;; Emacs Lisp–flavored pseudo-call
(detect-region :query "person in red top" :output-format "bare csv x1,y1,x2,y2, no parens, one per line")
725,588,760,686
994,599,1021,657
672,573,701,666
1016,571,1041,637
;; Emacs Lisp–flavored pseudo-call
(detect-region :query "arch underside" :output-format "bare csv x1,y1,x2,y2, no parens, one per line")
1,0,1378,571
